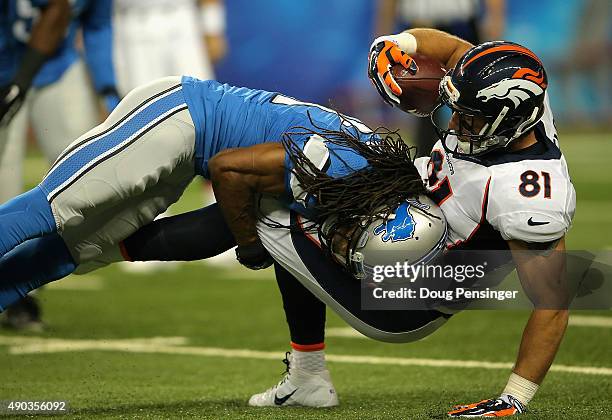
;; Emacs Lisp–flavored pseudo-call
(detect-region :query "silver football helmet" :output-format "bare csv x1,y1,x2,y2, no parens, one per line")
322,194,447,280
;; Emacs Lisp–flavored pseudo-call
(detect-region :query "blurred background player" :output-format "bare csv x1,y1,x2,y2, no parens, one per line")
112,0,229,270
112,0,227,95
373,0,506,156
0,0,119,330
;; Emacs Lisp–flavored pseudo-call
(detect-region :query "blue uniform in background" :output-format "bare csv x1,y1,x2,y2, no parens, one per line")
0,0,115,92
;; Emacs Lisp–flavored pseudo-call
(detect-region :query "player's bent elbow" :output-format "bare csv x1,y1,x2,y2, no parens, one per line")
209,152,251,190
208,152,233,180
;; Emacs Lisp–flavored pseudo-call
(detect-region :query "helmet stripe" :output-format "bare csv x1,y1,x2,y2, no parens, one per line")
512,68,547,88
462,45,542,71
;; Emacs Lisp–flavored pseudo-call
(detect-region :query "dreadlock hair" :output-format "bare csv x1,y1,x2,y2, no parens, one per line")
278,111,425,234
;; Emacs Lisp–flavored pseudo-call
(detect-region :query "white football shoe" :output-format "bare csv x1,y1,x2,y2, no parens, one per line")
248,352,339,408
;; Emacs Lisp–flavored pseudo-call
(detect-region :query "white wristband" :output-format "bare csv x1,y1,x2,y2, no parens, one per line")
390,32,417,54
200,3,226,35
502,372,539,406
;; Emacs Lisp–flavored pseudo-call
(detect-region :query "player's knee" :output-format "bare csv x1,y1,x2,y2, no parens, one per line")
207,152,227,176
0,187,56,254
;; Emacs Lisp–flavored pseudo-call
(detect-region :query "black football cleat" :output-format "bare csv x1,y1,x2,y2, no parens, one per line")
1,295,45,332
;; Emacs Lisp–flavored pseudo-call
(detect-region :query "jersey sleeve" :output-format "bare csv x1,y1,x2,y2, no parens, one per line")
486,160,576,243
283,134,368,216
414,156,430,182
80,0,117,93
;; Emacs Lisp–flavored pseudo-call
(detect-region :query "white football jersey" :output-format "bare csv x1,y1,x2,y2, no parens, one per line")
415,96,576,249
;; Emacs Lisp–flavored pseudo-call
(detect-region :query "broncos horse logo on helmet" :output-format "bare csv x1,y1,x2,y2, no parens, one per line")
432,41,548,157
476,79,544,109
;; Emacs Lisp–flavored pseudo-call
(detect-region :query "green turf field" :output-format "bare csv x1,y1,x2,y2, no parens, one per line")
1,132,611,419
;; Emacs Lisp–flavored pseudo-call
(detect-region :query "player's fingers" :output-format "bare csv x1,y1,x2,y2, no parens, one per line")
369,42,401,105
376,56,402,96
367,51,378,78
383,70,402,96
380,76,401,104
389,46,406,64
406,57,418,74
375,41,399,73
376,50,391,77
371,72,399,106
390,48,418,75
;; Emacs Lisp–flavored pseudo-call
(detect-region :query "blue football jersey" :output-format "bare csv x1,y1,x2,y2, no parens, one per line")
180,77,375,216
0,0,115,90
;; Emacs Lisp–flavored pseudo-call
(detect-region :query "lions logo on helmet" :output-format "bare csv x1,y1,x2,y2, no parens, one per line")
373,202,416,242
342,195,447,279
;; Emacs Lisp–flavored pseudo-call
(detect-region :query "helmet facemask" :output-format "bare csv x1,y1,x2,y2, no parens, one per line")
431,101,512,157
320,214,371,279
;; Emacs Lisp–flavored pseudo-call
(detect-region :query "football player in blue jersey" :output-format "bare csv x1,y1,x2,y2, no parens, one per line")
0,76,423,309
0,0,118,119
0,0,119,329
0,0,119,154
0,0,69,126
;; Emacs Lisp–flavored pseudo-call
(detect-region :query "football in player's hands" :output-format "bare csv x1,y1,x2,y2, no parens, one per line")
390,53,446,117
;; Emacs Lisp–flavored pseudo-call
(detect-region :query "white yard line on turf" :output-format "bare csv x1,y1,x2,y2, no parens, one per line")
46,275,104,291
568,315,612,328
0,335,610,376
327,315,612,341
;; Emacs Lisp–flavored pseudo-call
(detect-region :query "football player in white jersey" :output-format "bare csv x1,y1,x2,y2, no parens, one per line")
366,28,575,416
236,30,575,414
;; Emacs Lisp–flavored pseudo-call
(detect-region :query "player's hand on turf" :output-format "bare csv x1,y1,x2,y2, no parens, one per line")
368,36,417,107
0,84,26,127
447,395,525,417
235,239,274,270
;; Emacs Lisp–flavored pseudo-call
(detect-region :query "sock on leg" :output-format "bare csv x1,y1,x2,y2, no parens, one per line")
290,342,327,372
274,264,327,345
